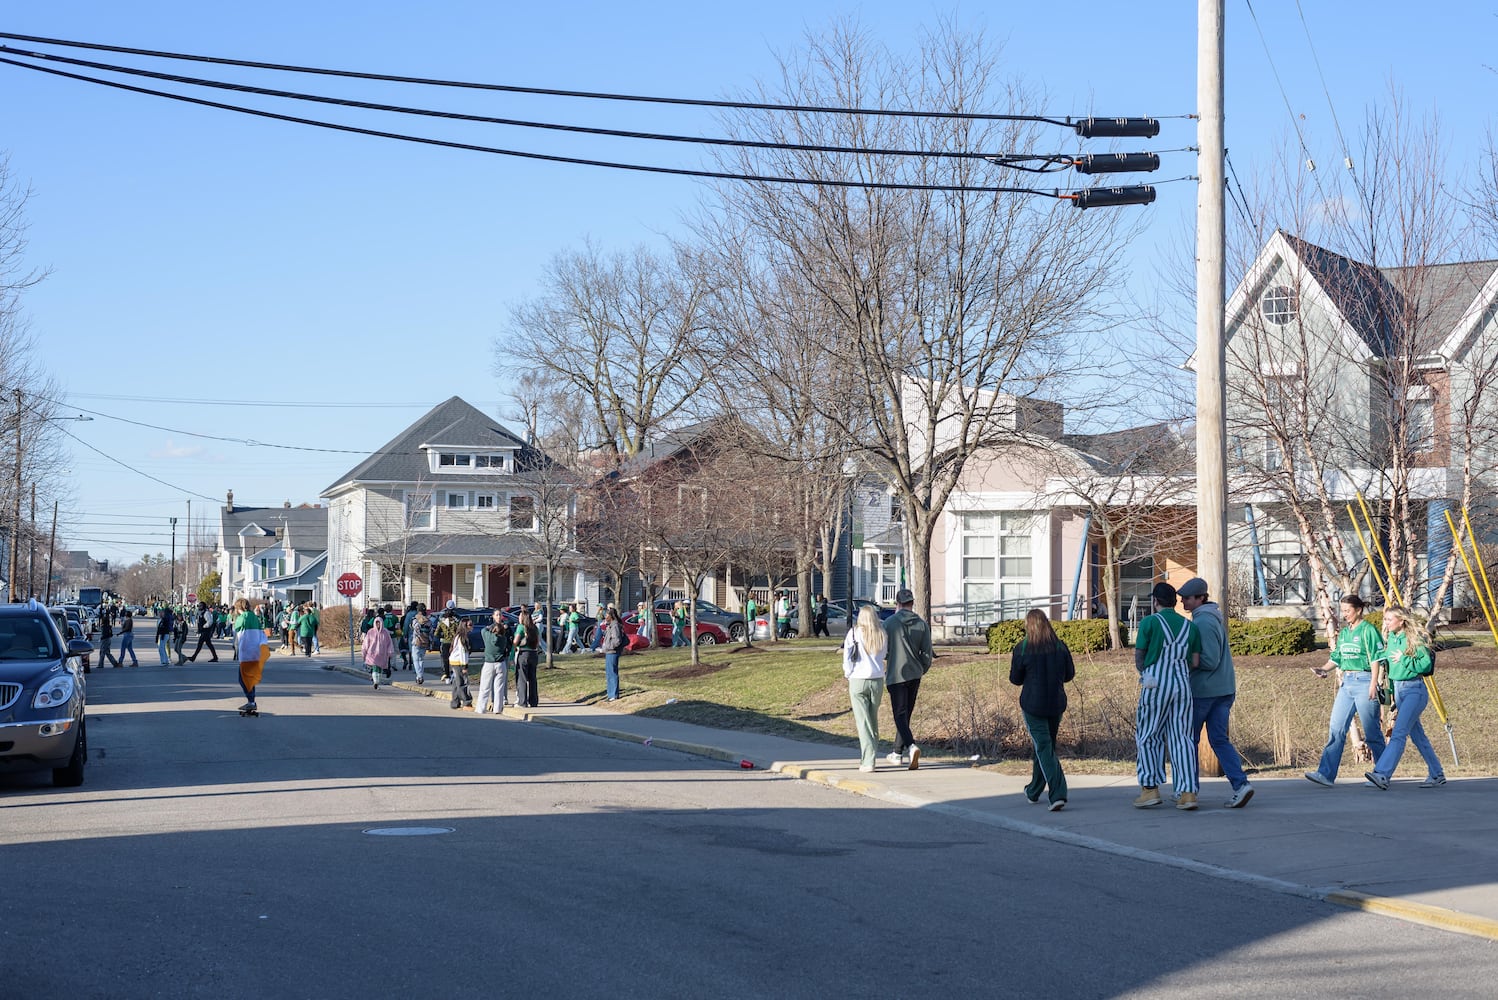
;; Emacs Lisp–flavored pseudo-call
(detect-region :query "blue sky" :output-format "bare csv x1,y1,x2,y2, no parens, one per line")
3,2,1494,563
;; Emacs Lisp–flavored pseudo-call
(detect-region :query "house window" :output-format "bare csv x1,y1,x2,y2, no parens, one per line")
404,491,433,530
1261,285,1298,325
446,492,469,510
438,452,472,468
960,513,1032,613
278,558,286,577
379,564,403,602
510,495,535,530
476,494,496,510
259,558,268,579
1118,542,1157,606
1406,394,1436,453
1262,376,1302,469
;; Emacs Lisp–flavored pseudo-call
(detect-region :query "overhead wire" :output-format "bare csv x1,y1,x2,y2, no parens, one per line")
0,31,1194,126
1293,0,1364,196
0,53,1096,197
1243,0,1335,205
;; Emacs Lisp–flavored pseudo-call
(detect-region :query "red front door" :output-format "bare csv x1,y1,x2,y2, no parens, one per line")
486,566,511,608
431,565,453,608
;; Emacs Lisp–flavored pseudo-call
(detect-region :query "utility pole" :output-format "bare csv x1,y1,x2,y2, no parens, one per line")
170,516,178,600
45,500,57,604
1196,0,1228,601
26,482,35,599
9,387,22,601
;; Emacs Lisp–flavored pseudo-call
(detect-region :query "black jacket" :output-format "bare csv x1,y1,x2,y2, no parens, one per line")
1008,639,1075,717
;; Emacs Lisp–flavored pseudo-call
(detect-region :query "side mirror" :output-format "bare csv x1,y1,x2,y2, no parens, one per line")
68,638,95,656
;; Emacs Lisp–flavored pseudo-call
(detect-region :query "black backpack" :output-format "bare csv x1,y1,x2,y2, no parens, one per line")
417,619,433,644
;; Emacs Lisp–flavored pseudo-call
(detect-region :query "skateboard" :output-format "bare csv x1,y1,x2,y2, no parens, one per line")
238,705,259,717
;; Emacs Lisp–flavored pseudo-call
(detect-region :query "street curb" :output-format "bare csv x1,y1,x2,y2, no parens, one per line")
1324,890,1498,942
312,665,1498,942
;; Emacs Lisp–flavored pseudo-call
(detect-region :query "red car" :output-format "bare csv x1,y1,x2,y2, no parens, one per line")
620,611,728,650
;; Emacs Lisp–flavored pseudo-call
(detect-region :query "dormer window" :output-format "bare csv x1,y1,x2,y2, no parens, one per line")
439,453,471,467
432,450,511,473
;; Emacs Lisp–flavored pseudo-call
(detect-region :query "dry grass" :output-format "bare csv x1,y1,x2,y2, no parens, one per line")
528,638,1498,776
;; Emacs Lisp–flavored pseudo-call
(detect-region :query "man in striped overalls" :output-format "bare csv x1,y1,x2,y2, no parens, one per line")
1132,582,1203,810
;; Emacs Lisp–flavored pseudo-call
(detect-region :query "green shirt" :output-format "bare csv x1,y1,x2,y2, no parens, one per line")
1134,609,1201,672
1329,619,1383,672
1384,630,1432,682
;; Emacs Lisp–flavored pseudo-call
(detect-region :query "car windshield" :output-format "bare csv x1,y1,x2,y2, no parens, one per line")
697,601,727,615
1,617,64,660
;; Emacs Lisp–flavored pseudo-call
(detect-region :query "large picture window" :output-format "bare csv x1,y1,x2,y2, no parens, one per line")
959,512,1032,615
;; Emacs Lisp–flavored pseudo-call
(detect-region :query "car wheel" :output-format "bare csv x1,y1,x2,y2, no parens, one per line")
728,622,746,641
53,716,86,788
784,629,798,639
696,633,717,645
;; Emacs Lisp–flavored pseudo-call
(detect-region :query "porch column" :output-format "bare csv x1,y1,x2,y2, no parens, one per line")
475,563,486,608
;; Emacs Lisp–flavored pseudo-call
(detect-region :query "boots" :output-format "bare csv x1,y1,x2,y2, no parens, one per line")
1132,786,1163,809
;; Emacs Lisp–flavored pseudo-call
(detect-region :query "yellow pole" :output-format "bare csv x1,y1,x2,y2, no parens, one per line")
1445,511,1498,646
1349,504,1391,606
1461,507,1498,634
1356,491,1404,605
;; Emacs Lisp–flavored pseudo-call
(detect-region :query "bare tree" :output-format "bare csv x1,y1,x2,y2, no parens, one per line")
500,242,714,464
702,21,1134,618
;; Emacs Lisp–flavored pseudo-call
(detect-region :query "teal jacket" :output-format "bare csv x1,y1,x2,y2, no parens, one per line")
1187,602,1235,698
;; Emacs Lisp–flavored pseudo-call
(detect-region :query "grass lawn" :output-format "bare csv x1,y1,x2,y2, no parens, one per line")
521,637,1498,778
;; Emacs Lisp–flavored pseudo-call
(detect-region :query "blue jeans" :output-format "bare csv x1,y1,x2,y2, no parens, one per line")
1372,679,1445,780
158,633,171,664
671,624,687,647
118,633,137,666
1314,670,1386,781
411,646,426,681
604,652,620,699
1191,694,1247,790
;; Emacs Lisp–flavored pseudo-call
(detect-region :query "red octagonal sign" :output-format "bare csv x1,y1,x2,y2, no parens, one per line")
336,572,363,598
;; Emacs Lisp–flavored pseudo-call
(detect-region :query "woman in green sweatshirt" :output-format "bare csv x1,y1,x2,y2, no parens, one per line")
1364,606,1446,790
1304,594,1388,786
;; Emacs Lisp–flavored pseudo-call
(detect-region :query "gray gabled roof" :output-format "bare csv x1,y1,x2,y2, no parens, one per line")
221,504,328,553
260,552,328,587
364,533,582,566
1282,231,1498,357
322,397,549,496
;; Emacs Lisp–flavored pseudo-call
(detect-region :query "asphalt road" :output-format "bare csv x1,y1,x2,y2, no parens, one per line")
4,656,1496,999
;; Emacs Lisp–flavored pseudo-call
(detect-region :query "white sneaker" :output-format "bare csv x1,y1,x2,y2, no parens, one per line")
1303,770,1333,787
885,751,904,766
1225,783,1255,808
858,764,875,773
907,745,921,770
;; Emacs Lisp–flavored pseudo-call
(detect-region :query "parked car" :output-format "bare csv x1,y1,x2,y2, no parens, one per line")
622,611,729,650
1,601,91,787
47,608,92,671
652,599,747,641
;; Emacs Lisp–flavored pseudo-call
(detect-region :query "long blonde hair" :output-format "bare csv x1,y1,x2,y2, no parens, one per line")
855,606,886,656
1383,606,1429,654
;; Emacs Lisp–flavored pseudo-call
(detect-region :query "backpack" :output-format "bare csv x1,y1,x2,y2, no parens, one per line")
418,619,434,644
383,612,398,633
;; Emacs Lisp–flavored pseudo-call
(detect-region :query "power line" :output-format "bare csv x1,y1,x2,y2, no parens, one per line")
0,44,1158,164
0,54,1108,197
1293,0,1362,194
0,31,1191,126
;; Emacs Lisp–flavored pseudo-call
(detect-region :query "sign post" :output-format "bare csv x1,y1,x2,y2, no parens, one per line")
336,573,363,671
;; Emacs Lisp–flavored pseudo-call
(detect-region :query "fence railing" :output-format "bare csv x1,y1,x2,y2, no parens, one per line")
927,593,1075,636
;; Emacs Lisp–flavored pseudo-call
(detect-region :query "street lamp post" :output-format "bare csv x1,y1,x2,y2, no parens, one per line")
170,517,178,600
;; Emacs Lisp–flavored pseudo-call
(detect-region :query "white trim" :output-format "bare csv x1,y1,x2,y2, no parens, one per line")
1437,264,1498,362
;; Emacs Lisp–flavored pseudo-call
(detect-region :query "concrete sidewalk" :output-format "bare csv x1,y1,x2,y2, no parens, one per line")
326,655,1498,940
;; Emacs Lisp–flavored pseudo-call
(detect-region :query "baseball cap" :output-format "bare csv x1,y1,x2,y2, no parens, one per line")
445,599,456,609
894,588,915,604
1177,577,1209,599
1151,582,1177,604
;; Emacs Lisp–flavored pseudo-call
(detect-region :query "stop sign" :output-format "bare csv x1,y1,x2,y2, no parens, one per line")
336,573,363,598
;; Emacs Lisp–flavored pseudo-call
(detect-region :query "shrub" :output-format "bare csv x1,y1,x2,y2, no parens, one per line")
1227,617,1316,656
986,617,1112,655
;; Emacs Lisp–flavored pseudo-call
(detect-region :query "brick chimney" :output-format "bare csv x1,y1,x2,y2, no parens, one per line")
226,489,235,513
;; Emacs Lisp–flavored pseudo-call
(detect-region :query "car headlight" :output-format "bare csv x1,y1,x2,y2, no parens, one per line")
34,674,76,709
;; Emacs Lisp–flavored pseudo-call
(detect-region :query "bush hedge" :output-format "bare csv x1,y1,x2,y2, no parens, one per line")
986,617,1113,655
1226,617,1316,656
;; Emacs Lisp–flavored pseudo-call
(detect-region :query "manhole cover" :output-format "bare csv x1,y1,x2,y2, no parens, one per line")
362,826,455,837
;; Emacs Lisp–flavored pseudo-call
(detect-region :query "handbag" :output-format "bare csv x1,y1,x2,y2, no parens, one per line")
449,644,469,667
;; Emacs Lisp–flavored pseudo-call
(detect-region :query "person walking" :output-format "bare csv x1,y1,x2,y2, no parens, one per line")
409,605,431,684
156,605,176,666
775,592,792,639
309,602,322,654
448,619,473,710
298,602,320,657
599,607,626,701
1009,609,1074,810
670,601,688,648
98,609,119,668
187,602,219,662
813,595,830,638
1305,594,1388,786
117,607,139,667
513,607,540,708
842,606,888,772
1364,606,1446,790
362,614,394,690
559,604,583,654
233,599,270,712
1132,582,1202,810
284,605,299,654
1178,578,1254,808
882,588,933,769
437,602,460,683
401,601,419,670
476,610,512,714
